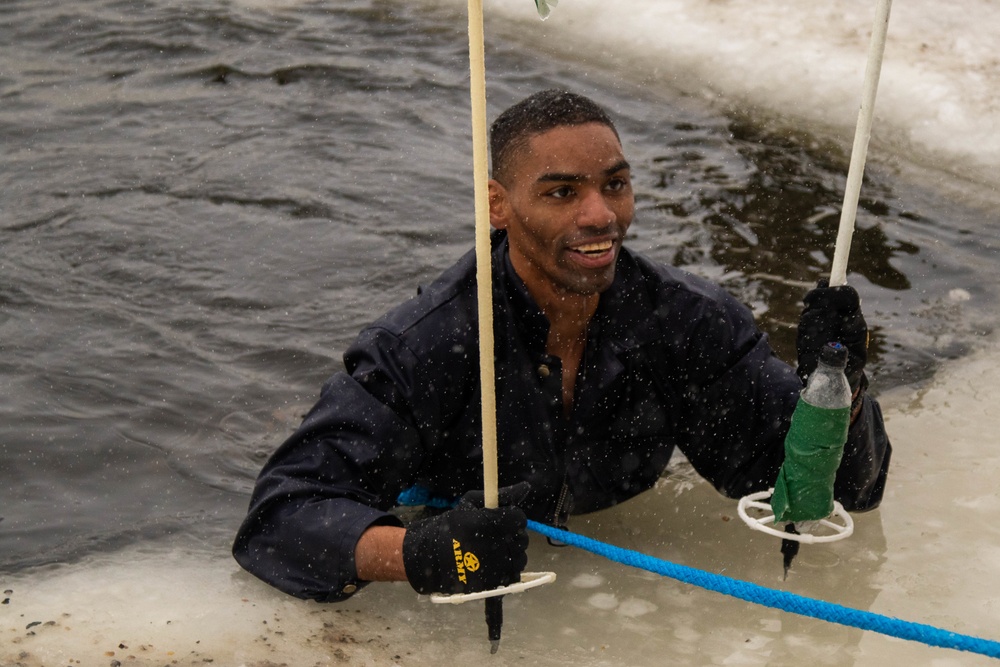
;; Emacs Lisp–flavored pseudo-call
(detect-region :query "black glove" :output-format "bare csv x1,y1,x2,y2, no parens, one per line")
402,482,530,595
796,279,869,392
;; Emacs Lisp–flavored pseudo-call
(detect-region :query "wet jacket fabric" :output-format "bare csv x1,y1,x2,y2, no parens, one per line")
232,232,891,602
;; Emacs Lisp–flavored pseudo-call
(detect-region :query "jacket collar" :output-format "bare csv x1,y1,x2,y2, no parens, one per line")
497,240,550,354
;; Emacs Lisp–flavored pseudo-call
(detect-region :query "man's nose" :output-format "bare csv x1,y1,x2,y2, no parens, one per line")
576,190,615,229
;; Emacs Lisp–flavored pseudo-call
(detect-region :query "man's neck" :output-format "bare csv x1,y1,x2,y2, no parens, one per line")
505,252,600,412
535,289,598,417
536,288,598,338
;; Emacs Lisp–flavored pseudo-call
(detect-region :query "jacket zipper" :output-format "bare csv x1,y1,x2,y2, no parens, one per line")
552,477,569,528
545,477,571,547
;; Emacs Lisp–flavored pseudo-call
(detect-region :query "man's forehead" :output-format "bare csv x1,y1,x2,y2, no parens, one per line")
523,122,622,149
519,123,627,171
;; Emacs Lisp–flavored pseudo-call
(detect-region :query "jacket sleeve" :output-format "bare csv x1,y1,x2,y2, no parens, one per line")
835,393,892,511
232,327,431,602
673,294,891,511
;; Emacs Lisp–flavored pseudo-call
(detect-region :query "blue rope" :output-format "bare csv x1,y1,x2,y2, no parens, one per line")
528,520,1000,660
397,486,1000,659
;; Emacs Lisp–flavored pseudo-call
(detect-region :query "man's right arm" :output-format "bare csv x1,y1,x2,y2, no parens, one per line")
355,525,407,582
232,335,531,600
232,367,423,602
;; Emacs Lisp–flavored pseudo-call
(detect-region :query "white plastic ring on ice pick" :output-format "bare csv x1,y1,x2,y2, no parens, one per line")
430,571,557,604
737,489,853,543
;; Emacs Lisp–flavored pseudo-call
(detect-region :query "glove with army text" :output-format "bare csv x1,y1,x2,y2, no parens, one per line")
402,482,530,595
796,279,869,392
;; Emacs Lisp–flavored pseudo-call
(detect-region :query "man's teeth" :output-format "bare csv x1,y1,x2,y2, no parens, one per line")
575,241,613,254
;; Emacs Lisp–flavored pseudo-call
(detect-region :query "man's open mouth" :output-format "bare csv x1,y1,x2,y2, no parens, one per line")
572,240,614,256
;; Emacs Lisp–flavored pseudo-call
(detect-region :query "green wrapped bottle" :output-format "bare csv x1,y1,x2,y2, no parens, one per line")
770,342,852,523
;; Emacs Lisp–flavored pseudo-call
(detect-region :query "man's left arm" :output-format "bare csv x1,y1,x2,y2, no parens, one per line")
798,280,892,511
834,390,892,510
673,283,890,511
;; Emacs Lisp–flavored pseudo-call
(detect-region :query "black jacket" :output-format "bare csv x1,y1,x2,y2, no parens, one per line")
233,232,891,601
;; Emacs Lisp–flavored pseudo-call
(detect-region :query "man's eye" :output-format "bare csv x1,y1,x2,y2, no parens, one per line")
606,178,629,192
548,186,574,199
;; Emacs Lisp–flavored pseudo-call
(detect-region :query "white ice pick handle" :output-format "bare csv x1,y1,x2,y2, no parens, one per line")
737,489,854,543
430,571,556,604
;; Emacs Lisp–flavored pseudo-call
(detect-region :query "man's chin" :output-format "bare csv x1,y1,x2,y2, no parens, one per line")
564,269,617,296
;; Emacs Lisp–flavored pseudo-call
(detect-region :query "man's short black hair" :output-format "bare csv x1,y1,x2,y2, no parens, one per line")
490,89,619,184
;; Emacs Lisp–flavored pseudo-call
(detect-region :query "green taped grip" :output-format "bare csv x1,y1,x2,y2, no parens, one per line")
770,401,850,523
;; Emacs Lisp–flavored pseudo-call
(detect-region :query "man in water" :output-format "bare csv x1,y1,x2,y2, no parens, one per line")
233,90,890,600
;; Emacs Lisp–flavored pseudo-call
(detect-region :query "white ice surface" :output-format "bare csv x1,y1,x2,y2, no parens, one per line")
5,345,1000,665
475,0,1000,198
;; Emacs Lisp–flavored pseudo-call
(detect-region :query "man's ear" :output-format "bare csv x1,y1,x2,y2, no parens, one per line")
488,179,510,230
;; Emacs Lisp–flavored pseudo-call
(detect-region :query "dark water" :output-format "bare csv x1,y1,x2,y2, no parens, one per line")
2,0,998,570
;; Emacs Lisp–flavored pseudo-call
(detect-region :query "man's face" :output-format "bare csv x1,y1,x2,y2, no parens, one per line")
490,123,634,301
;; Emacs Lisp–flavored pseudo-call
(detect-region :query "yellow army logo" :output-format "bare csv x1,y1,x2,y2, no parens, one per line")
451,540,482,584
452,539,468,584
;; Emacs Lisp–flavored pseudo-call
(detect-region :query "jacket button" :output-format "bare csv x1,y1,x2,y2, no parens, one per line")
342,584,358,595
538,364,551,378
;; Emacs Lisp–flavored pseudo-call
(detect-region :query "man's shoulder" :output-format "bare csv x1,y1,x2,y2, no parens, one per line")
363,248,480,349
615,248,770,374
